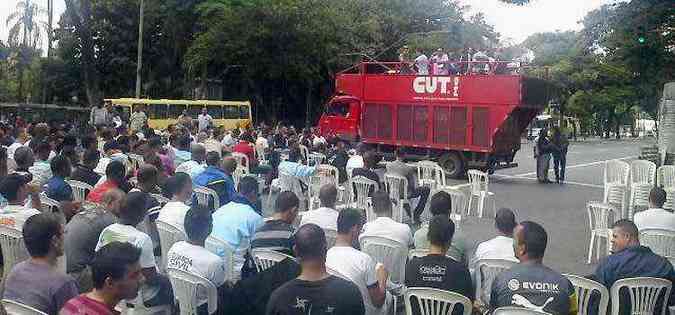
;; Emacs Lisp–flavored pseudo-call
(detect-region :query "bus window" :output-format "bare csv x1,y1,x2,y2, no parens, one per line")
224,105,239,119
239,105,250,119
189,105,203,117
169,104,186,119
207,106,223,119
146,104,168,119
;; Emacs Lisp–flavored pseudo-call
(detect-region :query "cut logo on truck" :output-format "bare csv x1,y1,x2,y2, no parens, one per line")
412,76,460,101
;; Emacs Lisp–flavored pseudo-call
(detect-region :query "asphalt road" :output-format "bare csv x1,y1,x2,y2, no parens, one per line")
445,137,656,276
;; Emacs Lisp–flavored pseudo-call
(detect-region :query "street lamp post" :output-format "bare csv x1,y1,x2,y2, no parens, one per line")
135,0,144,99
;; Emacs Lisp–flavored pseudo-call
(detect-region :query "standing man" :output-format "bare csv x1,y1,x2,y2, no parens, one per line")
129,106,148,134
198,108,213,133
414,48,430,75
551,126,568,184
535,127,553,183
431,48,450,75
90,102,109,128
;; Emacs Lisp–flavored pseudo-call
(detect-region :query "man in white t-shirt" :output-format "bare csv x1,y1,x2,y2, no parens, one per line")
157,173,192,231
360,191,413,247
95,192,174,308
0,174,41,230
346,143,367,178
634,186,675,232
300,184,339,231
174,144,207,179
470,208,519,268
167,204,226,314
414,48,430,75
197,108,213,132
326,208,390,315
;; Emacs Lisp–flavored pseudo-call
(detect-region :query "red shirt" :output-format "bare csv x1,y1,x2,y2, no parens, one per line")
60,294,117,315
233,141,257,168
86,180,119,204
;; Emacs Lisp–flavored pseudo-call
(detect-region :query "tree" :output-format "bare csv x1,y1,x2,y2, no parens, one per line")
5,0,46,49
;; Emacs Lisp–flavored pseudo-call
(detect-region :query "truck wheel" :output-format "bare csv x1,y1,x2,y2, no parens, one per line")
439,152,464,179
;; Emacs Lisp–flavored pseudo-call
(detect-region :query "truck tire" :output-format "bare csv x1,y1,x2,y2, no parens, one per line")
439,152,464,179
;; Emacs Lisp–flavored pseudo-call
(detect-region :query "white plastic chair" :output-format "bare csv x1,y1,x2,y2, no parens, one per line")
610,277,672,315
157,221,187,273
0,225,28,277
493,306,550,315
205,235,235,282
384,174,409,223
349,176,377,221
1,299,48,315
604,160,630,219
587,201,617,264
467,169,496,218
39,193,66,225
167,268,218,315
66,180,94,202
416,161,446,189
474,258,517,306
639,229,675,265
404,287,472,315
276,171,310,211
422,187,468,223
629,160,657,219
307,164,339,210
564,274,609,315
657,166,675,210
194,186,220,210
359,235,407,285
250,248,296,272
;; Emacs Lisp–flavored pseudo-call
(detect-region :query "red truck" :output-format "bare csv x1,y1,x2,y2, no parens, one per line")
317,62,551,178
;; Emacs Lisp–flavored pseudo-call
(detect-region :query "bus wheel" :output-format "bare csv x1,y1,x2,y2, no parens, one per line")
439,152,464,179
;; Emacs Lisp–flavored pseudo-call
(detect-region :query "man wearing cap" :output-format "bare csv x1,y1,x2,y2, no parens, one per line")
0,174,41,230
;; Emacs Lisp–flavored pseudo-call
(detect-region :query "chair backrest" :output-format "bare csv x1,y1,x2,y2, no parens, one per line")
350,175,377,211
587,201,617,231
604,160,630,186
384,174,408,222
167,268,218,315
359,235,407,284
278,171,305,200
157,221,187,272
250,248,295,273
630,160,657,185
639,229,675,262
0,225,28,278
474,258,517,305
1,299,48,315
324,229,337,248
657,166,675,189
408,248,430,260
205,236,235,281
231,152,250,173
309,164,339,201
194,186,220,211
564,274,609,315
467,169,489,195
39,193,66,225
492,306,551,315
66,180,94,202
298,145,310,164
421,188,467,224
417,161,446,188
610,277,672,315
404,287,472,315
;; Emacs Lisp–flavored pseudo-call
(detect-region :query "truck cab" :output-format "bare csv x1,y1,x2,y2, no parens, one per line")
318,95,360,142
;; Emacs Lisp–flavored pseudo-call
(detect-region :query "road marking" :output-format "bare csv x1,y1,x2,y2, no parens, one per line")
491,174,604,189
507,155,638,178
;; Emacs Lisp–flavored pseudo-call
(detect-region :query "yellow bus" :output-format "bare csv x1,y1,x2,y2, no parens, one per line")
104,98,252,130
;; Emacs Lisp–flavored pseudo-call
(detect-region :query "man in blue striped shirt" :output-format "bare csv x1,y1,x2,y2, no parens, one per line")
251,191,299,256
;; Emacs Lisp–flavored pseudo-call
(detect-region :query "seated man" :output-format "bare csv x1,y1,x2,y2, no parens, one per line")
300,184,339,231
2,213,78,314
490,221,577,315
592,219,675,310
633,186,675,232
45,154,81,221
95,192,174,309
173,135,192,167
157,173,192,231
352,151,382,193
71,149,101,187
0,173,41,230
65,189,124,292
60,242,143,315
251,191,299,255
87,161,126,204
234,134,272,176
327,208,389,315
360,190,413,247
406,215,473,311
385,148,430,224
266,224,365,315
167,204,226,315
194,153,236,207
414,191,468,264
175,143,207,179
211,176,263,280
346,143,367,176
28,140,53,187
470,208,519,268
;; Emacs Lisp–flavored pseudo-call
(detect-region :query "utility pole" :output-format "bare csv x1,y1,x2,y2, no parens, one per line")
42,0,53,104
135,0,144,99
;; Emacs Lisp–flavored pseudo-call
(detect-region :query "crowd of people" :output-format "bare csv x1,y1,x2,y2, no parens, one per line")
0,108,670,315
398,46,518,76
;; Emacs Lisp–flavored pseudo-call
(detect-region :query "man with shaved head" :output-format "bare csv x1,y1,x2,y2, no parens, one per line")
175,143,207,179
300,184,340,231
65,188,125,292
266,224,365,315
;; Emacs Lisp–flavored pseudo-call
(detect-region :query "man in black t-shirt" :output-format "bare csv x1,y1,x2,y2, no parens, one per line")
405,215,474,314
266,224,365,315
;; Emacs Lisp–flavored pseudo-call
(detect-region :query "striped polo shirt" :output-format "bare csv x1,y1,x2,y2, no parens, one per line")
250,219,295,255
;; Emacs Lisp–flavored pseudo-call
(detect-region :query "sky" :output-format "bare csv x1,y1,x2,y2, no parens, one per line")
1,0,616,52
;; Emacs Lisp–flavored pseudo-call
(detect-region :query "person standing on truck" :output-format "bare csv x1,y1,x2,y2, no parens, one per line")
414,48,430,75
399,45,412,74
431,48,450,75
534,127,553,183
551,126,569,184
